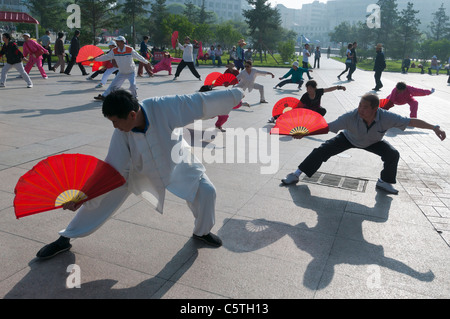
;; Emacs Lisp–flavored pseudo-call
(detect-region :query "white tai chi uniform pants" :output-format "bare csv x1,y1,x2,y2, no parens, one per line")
100,67,119,86
0,62,33,86
102,71,137,97
59,174,216,239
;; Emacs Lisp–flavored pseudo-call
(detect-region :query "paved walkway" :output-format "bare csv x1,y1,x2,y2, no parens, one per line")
0,57,449,300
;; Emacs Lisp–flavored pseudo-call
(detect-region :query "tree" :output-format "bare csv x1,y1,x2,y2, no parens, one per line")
197,0,214,24
429,3,450,41
397,2,421,59
183,1,200,24
121,0,150,48
215,22,244,49
375,0,400,57
149,0,168,48
243,0,281,63
74,0,119,45
24,0,66,32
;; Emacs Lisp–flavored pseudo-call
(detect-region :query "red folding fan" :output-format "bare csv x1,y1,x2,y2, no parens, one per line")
270,108,329,137
204,72,222,86
171,31,178,49
272,97,300,117
76,45,105,65
379,98,390,108
213,73,238,87
14,154,126,219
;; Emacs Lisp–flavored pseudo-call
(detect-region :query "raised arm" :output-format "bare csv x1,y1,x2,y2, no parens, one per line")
409,119,446,141
323,85,346,93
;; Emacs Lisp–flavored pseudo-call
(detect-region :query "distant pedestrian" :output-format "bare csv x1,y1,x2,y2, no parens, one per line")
313,46,321,68
234,39,246,71
338,43,353,80
373,43,386,91
52,32,66,73
39,30,53,71
302,43,313,79
137,36,154,77
347,42,357,81
64,30,89,76
0,33,33,88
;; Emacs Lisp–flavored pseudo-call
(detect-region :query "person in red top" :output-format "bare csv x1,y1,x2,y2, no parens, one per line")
224,62,239,76
382,82,435,118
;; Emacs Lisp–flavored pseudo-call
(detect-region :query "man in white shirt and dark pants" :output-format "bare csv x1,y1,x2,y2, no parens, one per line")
93,36,150,101
302,43,313,80
173,36,201,81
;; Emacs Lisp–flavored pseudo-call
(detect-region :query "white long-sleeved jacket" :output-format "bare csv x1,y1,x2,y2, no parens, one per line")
59,88,245,238
95,45,148,74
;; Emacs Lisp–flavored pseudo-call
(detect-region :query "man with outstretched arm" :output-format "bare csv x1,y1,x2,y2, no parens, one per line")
281,94,446,195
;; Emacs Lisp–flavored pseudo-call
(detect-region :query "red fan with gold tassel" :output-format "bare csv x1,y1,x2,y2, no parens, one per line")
213,73,238,87
270,108,329,137
14,154,126,219
76,45,105,65
204,72,222,86
272,97,301,118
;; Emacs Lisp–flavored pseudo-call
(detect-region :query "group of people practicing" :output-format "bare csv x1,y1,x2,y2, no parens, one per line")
3,32,445,262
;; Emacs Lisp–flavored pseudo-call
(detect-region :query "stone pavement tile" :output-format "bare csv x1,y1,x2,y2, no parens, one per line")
170,247,319,299
0,166,29,193
314,271,433,299
65,218,200,280
0,252,168,299
323,232,449,298
232,193,345,235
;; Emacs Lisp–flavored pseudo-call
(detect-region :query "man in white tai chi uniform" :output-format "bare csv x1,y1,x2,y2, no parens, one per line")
37,87,244,259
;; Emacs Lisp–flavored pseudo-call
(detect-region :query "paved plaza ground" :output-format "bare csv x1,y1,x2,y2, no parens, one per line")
0,57,449,301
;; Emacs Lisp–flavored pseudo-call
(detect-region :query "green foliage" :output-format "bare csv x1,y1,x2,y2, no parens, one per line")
278,40,295,63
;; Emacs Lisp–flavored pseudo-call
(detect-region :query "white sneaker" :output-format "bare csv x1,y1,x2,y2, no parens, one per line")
376,178,398,194
27,84,33,88
0,83,5,87
43,76,48,79
86,76,93,80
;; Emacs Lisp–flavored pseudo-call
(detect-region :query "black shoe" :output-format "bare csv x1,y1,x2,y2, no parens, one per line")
94,94,105,101
36,236,71,260
193,233,222,247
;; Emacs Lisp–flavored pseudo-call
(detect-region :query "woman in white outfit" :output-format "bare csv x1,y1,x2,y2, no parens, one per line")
236,60,274,105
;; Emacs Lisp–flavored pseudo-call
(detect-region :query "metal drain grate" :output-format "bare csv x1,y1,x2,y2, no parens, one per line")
299,172,368,192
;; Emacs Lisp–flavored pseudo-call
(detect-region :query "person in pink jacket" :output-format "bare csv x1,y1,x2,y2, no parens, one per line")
382,82,434,118
152,52,181,75
22,33,49,79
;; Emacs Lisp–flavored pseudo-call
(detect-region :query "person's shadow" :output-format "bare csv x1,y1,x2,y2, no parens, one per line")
4,239,202,298
219,184,434,290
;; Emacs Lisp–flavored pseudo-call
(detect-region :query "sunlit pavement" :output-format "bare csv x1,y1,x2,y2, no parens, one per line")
0,57,449,299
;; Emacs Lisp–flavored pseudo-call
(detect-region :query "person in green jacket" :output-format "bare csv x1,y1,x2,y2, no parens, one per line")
273,61,312,91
